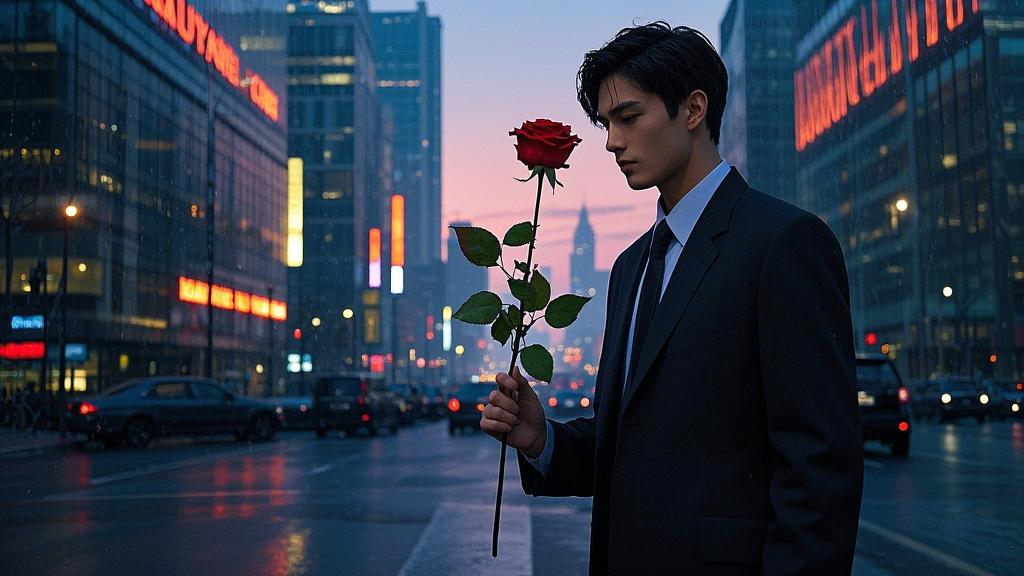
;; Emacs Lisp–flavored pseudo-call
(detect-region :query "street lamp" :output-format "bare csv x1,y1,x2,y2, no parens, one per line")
58,203,79,438
342,308,355,369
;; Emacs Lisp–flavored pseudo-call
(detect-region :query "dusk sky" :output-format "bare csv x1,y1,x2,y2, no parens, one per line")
370,0,731,296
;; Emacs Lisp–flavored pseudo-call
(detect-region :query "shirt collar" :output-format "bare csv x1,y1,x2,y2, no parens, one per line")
655,159,731,244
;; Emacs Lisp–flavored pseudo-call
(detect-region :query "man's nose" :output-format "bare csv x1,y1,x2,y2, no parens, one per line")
605,126,624,154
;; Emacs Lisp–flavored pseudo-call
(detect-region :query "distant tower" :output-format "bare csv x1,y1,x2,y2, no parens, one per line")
566,204,606,367
570,203,595,297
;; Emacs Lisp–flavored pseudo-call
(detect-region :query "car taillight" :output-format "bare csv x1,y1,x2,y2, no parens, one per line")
79,402,98,415
361,413,370,422
898,387,909,404
448,398,460,412
547,397,557,407
580,397,591,408
898,421,910,432
476,403,485,412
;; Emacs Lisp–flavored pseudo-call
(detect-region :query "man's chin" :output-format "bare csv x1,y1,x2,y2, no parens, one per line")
624,176,655,191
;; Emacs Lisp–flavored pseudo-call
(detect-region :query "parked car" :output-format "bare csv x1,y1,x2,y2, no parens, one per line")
66,377,281,448
447,382,494,435
419,384,448,419
273,396,314,429
855,354,911,456
313,373,399,437
388,384,418,426
915,377,989,423
979,378,1022,421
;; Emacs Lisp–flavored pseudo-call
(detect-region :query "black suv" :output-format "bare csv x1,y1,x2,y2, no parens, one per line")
313,373,399,437
447,382,494,435
855,354,911,456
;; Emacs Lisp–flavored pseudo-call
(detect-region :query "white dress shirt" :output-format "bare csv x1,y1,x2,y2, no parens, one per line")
524,160,732,474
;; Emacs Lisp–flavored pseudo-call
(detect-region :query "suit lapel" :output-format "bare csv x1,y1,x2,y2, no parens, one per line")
620,169,748,416
597,233,650,428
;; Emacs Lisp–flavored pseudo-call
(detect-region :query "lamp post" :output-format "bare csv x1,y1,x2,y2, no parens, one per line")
342,308,355,370
58,204,79,438
267,285,275,395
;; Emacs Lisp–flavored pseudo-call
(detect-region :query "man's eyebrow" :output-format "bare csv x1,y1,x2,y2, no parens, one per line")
597,100,643,124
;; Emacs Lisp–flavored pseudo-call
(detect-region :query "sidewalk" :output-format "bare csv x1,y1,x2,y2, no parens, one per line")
0,427,81,460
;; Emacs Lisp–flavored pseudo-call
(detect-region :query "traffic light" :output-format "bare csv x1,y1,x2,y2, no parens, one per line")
293,328,302,340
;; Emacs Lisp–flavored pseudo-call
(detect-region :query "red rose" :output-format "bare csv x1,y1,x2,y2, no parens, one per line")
509,119,582,169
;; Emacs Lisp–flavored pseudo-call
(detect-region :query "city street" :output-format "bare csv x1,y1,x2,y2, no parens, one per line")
0,416,1021,576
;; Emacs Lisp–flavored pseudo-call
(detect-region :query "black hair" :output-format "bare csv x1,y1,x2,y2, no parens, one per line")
577,22,728,144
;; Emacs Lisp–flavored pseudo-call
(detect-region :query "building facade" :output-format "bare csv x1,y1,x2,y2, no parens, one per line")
371,3,443,384
286,0,390,381
794,0,1024,380
720,0,797,204
0,0,288,394
444,220,486,383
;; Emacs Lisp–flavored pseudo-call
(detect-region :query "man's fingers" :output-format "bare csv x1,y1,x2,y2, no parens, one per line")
488,390,519,414
483,404,519,427
511,367,538,400
495,372,519,395
480,414,513,435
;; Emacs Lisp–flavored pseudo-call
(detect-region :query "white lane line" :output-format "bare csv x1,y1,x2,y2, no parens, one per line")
309,464,334,476
858,519,997,576
89,443,278,486
398,502,532,576
911,450,1018,470
863,459,883,468
43,488,302,502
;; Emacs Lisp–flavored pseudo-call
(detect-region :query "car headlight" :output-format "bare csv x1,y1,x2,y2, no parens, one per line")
941,393,952,404
1012,403,1020,413
979,394,989,405
275,406,284,414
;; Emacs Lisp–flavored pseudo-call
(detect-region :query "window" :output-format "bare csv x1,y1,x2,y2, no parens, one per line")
191,382,227,400
146,382,191,400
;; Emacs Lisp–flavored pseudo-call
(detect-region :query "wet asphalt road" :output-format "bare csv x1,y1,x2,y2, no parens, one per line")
0,414,1021,575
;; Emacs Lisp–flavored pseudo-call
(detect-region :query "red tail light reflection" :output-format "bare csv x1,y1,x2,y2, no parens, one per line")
79,402,98,415
447,398,460,412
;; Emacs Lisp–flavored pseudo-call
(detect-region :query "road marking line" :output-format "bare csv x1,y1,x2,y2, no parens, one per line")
858,519,996,576
398,502,532,576
911,450,1020,472
863,459,883,468
43,488,302,502
309,464,334,476
89,443,279,486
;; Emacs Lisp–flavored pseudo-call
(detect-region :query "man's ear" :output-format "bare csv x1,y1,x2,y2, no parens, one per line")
684,90,709,132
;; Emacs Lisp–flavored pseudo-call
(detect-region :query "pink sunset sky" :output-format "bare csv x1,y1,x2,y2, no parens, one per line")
370,0,731,296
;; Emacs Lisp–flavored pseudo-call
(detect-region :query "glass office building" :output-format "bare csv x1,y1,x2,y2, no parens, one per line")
0,0,288,393
794,0,1024,380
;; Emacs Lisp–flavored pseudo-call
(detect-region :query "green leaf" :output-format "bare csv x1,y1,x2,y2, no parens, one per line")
501,304,523,328
524,269,550,312
451,226,501,267
508,278,534,304
503,222,534,247
514,260,529,275
520,344,553,383
544,294,591,329
452,291,502,325
544,167,557,191
491,313,513,346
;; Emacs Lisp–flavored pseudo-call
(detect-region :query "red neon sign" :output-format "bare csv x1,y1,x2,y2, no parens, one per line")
178,276,286,321
140,0,279,122
795,0,977,151
0,341,45,360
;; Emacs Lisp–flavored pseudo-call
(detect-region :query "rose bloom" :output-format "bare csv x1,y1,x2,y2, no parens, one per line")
509,119,582,169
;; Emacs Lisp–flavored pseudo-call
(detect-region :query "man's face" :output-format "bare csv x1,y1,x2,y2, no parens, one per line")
596,74,693,191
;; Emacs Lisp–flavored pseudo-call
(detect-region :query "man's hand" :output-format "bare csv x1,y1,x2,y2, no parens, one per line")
481,367,547,458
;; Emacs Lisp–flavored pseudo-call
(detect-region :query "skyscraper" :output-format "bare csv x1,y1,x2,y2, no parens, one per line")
793,0,1023,379
566,204,609,366
720,0,797,204
287,0,388,376
372,3,443,382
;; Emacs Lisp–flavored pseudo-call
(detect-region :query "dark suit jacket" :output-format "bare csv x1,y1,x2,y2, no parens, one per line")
518,169,863,575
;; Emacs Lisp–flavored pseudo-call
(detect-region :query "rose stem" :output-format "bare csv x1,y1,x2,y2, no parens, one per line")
493,168,546,558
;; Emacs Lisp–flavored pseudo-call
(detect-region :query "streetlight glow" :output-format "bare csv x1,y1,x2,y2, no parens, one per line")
64,205,79,218
342,308,354,319
311,317,321,327
896,199,909,212
943,286,953,298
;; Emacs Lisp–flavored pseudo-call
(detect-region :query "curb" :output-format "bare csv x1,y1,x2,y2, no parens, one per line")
0,437,83,461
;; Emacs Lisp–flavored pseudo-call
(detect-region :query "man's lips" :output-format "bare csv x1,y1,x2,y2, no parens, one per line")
618,160,636,172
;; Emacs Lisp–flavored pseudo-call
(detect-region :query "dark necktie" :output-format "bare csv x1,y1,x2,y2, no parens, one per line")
625,219,675,398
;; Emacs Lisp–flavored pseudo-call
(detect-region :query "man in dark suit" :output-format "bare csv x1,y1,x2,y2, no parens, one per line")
481,23,863,575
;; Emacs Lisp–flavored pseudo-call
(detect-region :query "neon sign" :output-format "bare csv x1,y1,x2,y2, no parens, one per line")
140,0,280,122
178,276,287,321
390,195,404,295
795,0,978,151
11,315,44,330
0,341,45,361
369,227,382,288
